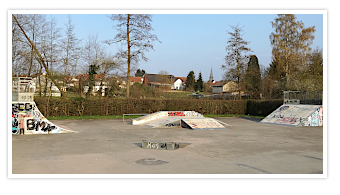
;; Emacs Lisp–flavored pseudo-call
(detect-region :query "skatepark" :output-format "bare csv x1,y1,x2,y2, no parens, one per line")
11,77,324,175
12,116,323,175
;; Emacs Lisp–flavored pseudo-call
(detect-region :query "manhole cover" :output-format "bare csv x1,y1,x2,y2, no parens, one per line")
136,158,169,165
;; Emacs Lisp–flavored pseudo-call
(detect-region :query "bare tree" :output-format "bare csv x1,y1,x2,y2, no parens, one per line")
61,15,81,77
12,14,66,97
106,14,161,98
83,33,105,67
222,24,252,100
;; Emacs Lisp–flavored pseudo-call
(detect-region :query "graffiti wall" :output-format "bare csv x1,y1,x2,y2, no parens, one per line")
302,106,323,127
260,104,323,127
12,102,62,135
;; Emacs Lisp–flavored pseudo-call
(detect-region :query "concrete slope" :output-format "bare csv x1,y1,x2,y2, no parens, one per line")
143,117,182,128
181,118,227,130
12,102,74,135
131,111,168,125
260,104,323,127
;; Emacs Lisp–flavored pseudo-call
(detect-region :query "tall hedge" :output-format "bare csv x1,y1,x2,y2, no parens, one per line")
34,97,282,117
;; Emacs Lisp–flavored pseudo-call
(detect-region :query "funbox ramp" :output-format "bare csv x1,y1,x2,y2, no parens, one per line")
181,118,227,130
12,102,74,135
260,104,323,127
132,111,227,130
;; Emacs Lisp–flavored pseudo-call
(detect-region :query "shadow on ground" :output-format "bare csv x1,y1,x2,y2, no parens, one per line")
239,117,263,123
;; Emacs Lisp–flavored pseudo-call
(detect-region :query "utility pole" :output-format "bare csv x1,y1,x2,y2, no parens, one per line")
126,14,131,98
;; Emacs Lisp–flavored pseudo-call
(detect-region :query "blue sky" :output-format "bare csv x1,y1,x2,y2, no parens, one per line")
51,12,323,81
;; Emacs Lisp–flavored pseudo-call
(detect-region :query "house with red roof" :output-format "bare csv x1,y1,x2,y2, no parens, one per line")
143,74,176,88
120,76,144,88
173,77,187,90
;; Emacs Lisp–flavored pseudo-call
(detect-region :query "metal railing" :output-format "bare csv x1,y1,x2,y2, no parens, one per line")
283,91,323,105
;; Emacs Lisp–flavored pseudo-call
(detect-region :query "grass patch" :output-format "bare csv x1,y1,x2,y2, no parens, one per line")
46,115,145,120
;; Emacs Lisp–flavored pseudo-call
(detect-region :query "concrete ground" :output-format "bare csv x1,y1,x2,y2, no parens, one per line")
12,117,323,175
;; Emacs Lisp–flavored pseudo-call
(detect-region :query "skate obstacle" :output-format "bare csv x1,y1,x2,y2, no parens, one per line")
12,77,73,135
131,111,228,130
260,104,323,127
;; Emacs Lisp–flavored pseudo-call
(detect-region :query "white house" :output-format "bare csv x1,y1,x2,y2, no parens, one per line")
173,77,187,90
31,73,61,97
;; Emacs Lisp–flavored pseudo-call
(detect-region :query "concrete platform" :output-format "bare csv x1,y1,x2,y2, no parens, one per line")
11,117,324,176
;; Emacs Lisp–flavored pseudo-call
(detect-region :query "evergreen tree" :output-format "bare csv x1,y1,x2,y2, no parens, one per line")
86,64,98,97
245,55,261,99
135,69,146,77
195,72,204,92
186,71,195,91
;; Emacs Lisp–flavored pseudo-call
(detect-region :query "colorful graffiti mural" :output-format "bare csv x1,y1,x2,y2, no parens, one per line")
302,106,323,127
12,102,63,135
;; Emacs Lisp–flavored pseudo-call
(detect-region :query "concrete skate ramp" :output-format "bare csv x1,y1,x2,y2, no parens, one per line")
143,117,182,128
12,102,74,135
131,111,203,125
131,111,168,125
181,118,227,130
132,111,227,130
260,104,323,127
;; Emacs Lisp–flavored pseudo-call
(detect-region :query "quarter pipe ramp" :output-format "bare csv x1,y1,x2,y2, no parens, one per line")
260,104,323,127
12,102,74,135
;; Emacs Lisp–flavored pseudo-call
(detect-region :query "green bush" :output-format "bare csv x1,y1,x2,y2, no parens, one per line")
34,97,283,117
245,99,283,116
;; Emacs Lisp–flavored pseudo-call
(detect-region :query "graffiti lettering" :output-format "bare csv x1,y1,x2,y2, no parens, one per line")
274,117,298,125
167,111,204,117
12,99,64,134
147,141,158,149
143,140,179,150
26,119,57,132
168,111,185,116
26,119,35,130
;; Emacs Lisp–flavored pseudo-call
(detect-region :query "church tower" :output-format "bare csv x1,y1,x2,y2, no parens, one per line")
209,68,214,83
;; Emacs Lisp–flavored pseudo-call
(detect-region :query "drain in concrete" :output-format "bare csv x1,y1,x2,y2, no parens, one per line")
135,158,169,165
